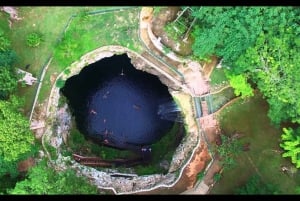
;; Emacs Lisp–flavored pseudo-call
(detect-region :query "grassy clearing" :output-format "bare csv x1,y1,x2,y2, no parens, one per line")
210,93,300,194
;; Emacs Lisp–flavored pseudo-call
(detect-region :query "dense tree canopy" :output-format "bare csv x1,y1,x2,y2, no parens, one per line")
0,29,19,100
9,160,99,195
0,96,35,162
191,6,300,125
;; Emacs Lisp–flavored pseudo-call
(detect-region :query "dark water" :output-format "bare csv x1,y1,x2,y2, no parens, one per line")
61,54,177,150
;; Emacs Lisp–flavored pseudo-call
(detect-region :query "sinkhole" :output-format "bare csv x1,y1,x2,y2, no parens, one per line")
61,54,183,153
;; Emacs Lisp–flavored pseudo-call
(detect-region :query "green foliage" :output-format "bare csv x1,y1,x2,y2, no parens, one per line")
280,127,300,168
0,29,11,51
164,21,186,41
191,7,262,63
135,122,182,175
56,78,65,88
0,50,17,67
0,30,18,100
63,68,71,75
0,66,18,100
9,159,99,194
235,174,280,194
196,171,205,181
227,74,253,99
0,156,18,178
217,134,242,170
0,96,35,162
191,7,300,125
54,33,81,68
213,172,222,182
77,8,90,22
26,32,43,47
295,186,300,194
153,7,162,16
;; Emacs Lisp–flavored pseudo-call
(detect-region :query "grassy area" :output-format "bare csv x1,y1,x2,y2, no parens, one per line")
209,68,229,93
210,93,300,194
210,87,236,113
1,7,121,115
38,7,143,105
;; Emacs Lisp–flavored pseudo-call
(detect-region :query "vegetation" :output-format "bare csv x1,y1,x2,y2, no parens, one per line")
0,6,299,194
217,134,242,170
212,95,300,194
191,7,300,126
0,96,35,162
0,28,19,100
196,171,205,181
235,174,280,194
26,32,43,47
226,74,253,99
280,127,300,168
56,78,65,88
9,159,99,194
135,122,182,175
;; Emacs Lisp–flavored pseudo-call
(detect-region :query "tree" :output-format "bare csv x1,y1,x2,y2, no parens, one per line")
0,156,18,178
280,127,300,168
0,96,35,162
0,29,18,100
0,50,17,67
191,7,264,65
9,159,99,195
227,74,253,99
0,66,19,100
191,7,300,125
235,21,300,125
0,29,11,51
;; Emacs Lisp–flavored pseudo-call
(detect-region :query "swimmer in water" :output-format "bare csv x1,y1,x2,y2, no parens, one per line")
90,109,97,114
133,104,141,110
103,91,110,99
120,68,125,76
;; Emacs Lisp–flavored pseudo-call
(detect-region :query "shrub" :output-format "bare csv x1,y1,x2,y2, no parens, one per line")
26,32,43,47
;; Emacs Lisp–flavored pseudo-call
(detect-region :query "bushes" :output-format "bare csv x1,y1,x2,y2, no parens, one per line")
26,32,43,47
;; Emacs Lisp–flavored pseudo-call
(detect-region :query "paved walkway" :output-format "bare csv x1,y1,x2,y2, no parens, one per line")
139,7,222,195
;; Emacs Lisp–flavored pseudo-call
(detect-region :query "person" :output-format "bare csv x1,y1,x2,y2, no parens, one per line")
90,109,97,115
133,104,140,110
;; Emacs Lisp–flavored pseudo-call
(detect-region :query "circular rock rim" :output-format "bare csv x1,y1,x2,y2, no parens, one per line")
45,45,201,194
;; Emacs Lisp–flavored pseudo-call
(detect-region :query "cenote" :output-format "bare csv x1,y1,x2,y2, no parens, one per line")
61,54,182,152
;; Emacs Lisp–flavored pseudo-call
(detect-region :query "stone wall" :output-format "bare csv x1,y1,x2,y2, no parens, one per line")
44,46,200,194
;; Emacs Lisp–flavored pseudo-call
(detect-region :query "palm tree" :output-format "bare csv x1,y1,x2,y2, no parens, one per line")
280,127,300,168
